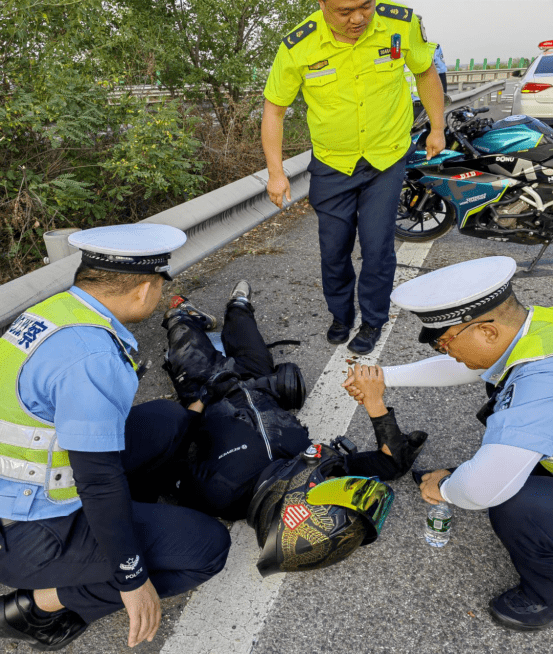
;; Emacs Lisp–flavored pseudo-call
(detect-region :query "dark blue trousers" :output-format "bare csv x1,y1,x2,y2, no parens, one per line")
0,400,231,624
308,153,409,329
489,469,553,606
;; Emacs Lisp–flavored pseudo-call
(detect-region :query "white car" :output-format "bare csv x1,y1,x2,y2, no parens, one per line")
512,40,553,125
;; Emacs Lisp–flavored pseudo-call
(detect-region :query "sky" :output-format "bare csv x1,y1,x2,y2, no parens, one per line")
405,0,553,65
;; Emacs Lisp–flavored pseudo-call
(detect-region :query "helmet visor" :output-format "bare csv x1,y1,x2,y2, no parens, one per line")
306,476,394,535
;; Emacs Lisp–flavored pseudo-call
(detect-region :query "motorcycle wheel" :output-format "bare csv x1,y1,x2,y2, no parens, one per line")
396,183,456,242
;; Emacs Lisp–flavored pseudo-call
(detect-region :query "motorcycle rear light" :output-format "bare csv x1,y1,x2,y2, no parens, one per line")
521,83,553,93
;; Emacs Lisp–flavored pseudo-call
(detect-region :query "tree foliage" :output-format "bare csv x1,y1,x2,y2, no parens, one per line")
0,0,315,281
111,0,316,131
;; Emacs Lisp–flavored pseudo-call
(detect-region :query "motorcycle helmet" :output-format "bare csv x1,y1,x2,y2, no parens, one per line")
246,442,394,577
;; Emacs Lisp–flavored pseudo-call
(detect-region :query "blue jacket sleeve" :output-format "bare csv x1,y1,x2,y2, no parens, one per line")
68,449,149,591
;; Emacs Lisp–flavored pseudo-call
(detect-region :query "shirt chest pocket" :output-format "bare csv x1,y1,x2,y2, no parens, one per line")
303,69,338,104
373,57,406,92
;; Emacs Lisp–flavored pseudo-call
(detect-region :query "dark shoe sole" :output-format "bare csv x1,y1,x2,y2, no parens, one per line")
488,601,553,632
327,333,349,345
347,343,376,355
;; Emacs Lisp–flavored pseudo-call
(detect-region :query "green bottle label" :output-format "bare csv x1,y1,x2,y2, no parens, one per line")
427,516,451,533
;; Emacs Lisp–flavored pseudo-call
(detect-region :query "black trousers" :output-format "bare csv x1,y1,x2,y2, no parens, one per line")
489,467,553,606
308,153,409,329
0,400,231,624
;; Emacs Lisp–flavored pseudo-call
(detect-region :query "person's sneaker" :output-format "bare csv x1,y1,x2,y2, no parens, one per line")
347,323,381,355
164,297,217,330
228,280,252,306
489,585,553,631
326,320,350,345
0,589,87,651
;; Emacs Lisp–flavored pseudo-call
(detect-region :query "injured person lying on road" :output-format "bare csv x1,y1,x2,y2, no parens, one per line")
161,281,427,576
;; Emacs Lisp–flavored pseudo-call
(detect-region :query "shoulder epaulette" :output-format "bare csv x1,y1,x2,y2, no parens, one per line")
283,21,317,50
376,3,413,22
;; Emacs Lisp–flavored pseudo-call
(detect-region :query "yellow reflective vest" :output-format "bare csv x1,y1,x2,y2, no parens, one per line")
497,306,553,473
0,292,137,503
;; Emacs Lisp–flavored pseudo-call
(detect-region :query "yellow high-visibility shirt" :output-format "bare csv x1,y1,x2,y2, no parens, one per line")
264,2,434,175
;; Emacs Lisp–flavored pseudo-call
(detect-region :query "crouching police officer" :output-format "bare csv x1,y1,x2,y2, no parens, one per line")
0,224,230,651
348,256,553,631
162,281,428,575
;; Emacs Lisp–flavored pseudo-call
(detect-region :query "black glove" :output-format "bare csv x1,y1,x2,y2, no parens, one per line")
370,407,428,475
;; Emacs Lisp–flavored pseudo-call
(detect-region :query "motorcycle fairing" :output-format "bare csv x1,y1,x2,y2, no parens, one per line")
419,172,511,228
444,154,548,184
407,149,464,169
473,124,544,154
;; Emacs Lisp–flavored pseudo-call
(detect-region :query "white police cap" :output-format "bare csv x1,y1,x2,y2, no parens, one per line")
391,256,517,342
69,224,186,280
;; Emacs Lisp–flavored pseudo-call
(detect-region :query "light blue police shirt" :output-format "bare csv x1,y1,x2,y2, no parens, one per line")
0,287,139,521
433,44,447,74
481,323,553,457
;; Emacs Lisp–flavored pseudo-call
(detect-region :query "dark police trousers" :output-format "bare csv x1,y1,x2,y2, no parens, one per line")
0,400,231,624
308,151,409,329
489,465,553,606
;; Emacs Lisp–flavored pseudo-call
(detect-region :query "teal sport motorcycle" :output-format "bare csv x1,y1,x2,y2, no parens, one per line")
397,106,553,271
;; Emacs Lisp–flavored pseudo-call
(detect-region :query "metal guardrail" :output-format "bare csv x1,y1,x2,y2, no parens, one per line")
446,68,517,91
0,80,506,331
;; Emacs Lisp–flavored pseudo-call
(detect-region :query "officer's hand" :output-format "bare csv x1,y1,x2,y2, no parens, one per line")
342,366,365,405
419,469,450,505
353,364,386,403
425,129,446,161
121,578,161,648
267,172,291,208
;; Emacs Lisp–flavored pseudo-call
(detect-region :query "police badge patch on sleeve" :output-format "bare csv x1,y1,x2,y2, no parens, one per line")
497,384,515,411
415,14,428,42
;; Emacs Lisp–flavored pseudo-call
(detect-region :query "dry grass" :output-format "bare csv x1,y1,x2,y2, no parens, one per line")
162,197,312,301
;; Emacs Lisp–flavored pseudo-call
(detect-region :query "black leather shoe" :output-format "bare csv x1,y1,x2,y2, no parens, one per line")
327,320,350,345
347,323,381,355
489,585,553,631
0,589,88,651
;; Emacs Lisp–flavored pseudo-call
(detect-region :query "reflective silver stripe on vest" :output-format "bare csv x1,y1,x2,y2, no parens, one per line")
0,457,74,488
0,419,60,450
0,457,47,484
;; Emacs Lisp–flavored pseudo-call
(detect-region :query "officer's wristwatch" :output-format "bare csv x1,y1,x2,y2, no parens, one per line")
438,474,451,490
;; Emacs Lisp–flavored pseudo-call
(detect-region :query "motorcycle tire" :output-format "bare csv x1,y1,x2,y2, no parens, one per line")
396,183,456,242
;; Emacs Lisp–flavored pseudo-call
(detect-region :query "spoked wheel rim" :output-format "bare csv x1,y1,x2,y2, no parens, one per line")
396,183,456,241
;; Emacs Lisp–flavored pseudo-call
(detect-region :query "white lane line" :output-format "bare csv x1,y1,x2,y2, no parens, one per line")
161,240,433,655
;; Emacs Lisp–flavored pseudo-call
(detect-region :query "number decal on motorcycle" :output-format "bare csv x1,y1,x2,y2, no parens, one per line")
451,171,484,180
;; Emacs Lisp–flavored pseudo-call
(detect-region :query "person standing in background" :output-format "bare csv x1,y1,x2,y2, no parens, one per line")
261,0,445,356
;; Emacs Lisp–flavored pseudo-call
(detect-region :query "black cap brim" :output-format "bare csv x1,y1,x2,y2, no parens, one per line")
418,325,450,345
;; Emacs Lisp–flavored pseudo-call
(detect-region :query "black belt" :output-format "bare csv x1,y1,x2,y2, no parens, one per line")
0,518,17,528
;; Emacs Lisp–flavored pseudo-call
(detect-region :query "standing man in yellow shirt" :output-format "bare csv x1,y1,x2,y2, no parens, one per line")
262,0,446,355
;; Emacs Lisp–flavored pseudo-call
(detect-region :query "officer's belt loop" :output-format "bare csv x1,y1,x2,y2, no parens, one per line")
0,518,18,529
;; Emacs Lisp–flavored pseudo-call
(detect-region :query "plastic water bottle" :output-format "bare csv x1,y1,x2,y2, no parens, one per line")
425,502,452,547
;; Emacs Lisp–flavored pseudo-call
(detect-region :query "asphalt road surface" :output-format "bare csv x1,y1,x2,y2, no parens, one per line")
3,82,553,654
